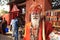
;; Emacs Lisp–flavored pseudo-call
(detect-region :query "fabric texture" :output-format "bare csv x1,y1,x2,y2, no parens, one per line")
24,21,53,40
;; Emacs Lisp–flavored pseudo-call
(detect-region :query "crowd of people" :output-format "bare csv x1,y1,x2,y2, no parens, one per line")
0,14,25,40
0,15,25,40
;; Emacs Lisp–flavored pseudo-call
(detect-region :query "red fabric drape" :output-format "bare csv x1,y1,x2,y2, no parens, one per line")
24,22,43,40
10,4,19,19
38,22,43,40
24,21,53,40
45,21,53,40
24,22,31,40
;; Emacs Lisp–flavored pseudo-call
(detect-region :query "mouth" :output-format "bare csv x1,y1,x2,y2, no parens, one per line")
33,18,38,19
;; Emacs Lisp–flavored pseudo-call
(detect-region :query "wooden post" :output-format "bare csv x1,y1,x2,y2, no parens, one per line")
42,18,46,40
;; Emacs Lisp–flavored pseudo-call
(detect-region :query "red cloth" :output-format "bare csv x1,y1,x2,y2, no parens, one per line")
24,22,31,40
38,22,43,40
24,22,43,40
45,21,53,40
24,21,53,40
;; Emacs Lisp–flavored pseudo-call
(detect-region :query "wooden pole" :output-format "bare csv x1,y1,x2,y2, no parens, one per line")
42,18,46,40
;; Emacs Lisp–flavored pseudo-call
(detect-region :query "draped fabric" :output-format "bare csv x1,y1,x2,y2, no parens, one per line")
11,12,18,19
10,4,19,19
38,22,43,40
24,21,53,40
24,22,42,40
45,21,53,40
24,22,31,40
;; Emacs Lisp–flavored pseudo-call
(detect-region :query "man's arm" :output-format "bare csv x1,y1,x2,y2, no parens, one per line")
10,20,13,31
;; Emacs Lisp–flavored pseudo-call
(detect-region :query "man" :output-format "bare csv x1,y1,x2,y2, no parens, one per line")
24,3,53,40
24,4,43,40
2,18,7,34
10,18,15,36
10,17,18,40
14,17,18,40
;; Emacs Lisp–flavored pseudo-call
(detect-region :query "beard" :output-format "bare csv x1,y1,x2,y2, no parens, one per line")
31,13,40,27
30,13,40,40
31,18,40,27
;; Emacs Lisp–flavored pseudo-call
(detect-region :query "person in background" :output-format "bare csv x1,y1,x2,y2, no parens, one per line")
10,17,18,40
10,18,15,36
18,14,25,39
14,17,18,40
0,17,3,34
2,18,7,34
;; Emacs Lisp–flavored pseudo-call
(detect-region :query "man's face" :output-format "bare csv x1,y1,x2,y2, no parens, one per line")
31,12,40,27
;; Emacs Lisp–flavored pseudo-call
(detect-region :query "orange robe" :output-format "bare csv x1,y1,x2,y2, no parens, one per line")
24,21,53,40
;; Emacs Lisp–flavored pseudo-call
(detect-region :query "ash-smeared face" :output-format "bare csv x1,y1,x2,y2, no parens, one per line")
31,12,40,27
